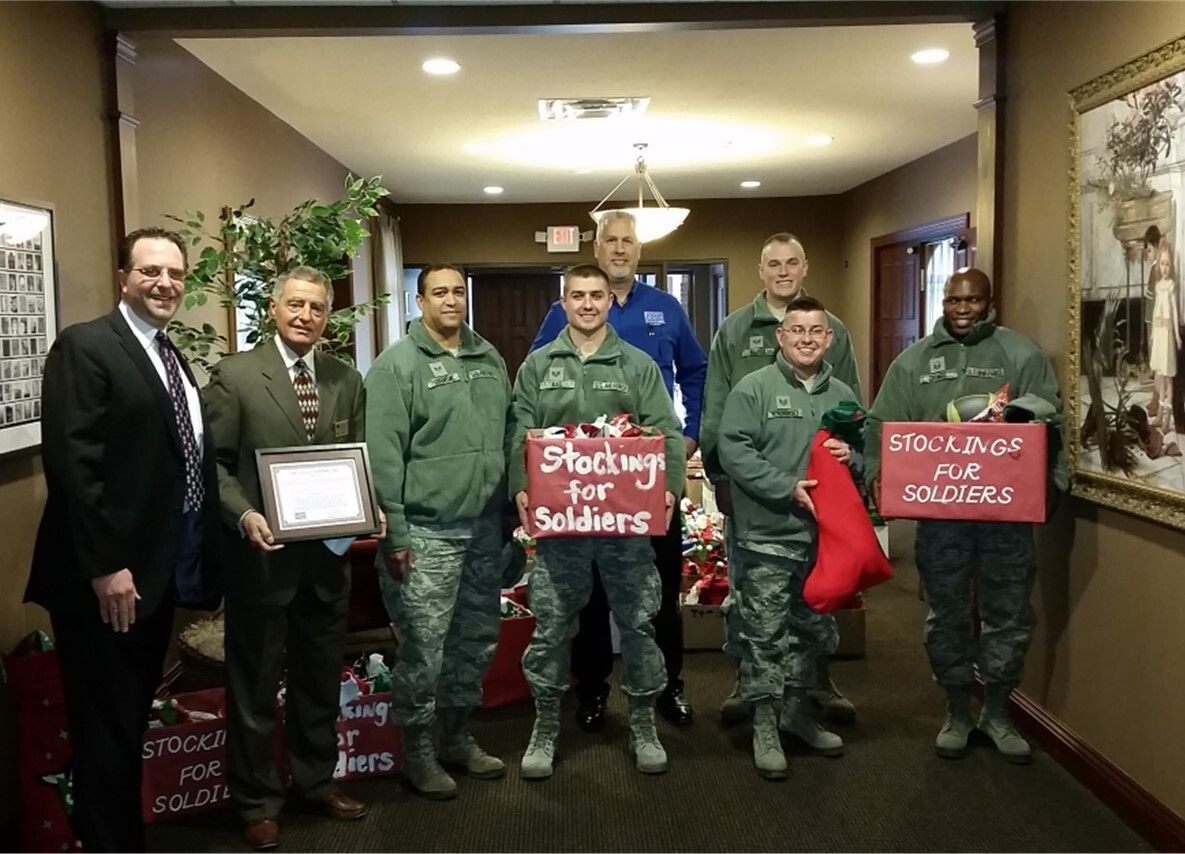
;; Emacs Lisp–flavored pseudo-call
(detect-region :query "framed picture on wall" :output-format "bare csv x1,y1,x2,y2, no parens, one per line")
0,198,57,457
1068,35,1185,529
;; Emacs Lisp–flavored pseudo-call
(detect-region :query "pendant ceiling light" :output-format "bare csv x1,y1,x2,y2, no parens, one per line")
589,143,689,243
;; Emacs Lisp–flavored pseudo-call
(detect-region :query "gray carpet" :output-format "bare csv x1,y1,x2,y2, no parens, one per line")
147,522,1151,852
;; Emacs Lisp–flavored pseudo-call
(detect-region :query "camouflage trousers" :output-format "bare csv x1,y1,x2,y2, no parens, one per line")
378,515,503,727
731,545,839,702
721,521,838,668
524,536,666,702
915,520,1037,689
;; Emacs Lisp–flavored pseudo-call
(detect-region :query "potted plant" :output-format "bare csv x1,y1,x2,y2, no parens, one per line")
1087,80,1183,250
165,174,390,373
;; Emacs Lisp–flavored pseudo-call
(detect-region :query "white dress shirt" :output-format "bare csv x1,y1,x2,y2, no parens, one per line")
274,334,317,385
117,301,203,453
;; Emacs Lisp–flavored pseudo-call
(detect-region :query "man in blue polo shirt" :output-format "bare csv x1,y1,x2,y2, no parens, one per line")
529,210,707,729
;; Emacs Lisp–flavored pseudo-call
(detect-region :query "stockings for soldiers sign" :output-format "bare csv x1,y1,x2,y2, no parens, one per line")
525,432,667,537
879,422,1047,523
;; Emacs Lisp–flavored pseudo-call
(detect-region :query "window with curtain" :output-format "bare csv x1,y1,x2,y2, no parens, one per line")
923,237,957,329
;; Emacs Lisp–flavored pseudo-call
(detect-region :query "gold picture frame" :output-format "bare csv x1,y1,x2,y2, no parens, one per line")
1068,35,1185,529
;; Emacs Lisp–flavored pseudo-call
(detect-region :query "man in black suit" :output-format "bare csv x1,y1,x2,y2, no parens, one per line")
26,227,222,852
204,266,368,851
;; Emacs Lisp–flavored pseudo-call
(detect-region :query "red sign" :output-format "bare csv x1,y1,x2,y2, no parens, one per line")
878,422,1047,523
141,689,230,823
525,434,667,537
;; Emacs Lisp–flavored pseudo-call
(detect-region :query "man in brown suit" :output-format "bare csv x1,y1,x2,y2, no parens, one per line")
204,266,367,850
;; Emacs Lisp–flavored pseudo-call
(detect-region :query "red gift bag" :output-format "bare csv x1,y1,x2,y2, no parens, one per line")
803,431,894,613
525,434,667,538
4,640,78,853
480,615,535,708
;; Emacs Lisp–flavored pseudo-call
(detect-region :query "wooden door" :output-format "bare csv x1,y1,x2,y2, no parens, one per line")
872,242,922,398
470,272,558,380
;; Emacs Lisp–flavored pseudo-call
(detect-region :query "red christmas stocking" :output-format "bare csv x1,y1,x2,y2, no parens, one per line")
802,430,894,613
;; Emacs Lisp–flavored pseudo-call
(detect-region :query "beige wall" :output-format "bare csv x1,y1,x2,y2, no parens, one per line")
0,1,117,835
133,36,353,340
837,134,979,389
1006,1,1185,818
396,196,847,312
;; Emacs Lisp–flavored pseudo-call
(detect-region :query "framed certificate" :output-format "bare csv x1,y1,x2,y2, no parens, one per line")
255,443,381,543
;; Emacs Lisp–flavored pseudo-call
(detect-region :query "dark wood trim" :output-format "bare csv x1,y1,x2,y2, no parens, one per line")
105,2,1000,37
868,213,971,398
1008,688,1185,852
104,30,139,247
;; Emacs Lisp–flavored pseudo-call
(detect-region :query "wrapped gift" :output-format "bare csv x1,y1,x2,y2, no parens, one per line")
878,422,1047,523
525,432,667,538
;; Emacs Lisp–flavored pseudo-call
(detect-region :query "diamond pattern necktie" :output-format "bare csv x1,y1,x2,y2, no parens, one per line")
293,358,319,442
155,332,204,509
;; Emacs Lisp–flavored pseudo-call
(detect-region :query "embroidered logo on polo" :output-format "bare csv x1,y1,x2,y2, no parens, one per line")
965,365,1006,378
592,380,629,393
426,360,461,389
742,334,776,358
644,310,666,326
540,365,575,390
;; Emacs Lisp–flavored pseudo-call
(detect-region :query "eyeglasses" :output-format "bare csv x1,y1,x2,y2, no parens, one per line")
130,265,186,283
781,325,829,340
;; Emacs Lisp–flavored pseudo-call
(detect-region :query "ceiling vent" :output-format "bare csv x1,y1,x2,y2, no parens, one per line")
538,97,650,121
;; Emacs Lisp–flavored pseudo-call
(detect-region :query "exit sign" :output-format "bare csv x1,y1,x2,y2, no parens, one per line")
546,225,581,253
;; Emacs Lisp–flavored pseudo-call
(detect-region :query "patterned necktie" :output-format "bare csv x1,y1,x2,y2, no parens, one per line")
155,332,204,509
293,358,319,442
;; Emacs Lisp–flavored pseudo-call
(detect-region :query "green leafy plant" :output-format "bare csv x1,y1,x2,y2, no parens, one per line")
1087,80,1184,209
165,174,390,373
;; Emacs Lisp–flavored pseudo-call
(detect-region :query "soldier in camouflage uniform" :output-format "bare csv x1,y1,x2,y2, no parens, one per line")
365,265,514,799
699,233,862,726
718,296,858,779
510,264,686,780
866,268,1065,764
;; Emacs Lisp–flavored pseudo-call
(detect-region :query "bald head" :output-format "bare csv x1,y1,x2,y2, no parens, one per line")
945,267,992,299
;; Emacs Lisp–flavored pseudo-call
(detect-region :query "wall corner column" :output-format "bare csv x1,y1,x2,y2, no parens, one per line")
106,31,140,240
973,14,1005,305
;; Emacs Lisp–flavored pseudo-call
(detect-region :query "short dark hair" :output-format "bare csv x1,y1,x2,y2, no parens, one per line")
563,264,609,293
119,227,187,271
785,294,828,317
417,264,466,295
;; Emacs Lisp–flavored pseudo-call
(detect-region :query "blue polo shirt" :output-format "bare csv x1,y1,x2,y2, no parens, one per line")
529,281,708,440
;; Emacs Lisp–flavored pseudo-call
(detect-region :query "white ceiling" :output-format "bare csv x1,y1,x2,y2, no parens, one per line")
177,22,977,203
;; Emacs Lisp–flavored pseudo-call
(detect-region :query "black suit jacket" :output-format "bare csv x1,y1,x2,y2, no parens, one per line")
26,309,222,616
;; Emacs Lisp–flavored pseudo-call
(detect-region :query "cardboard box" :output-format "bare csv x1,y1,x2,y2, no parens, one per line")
525,434,667,537
682,603,725,650
685,474,705,507
879,422,1047,523
833,606,866,658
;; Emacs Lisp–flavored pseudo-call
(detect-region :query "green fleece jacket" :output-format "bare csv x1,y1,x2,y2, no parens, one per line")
700,291,861,482
510,325,686,498
718,355,858,557
865,312,1067,491
364,320,513,552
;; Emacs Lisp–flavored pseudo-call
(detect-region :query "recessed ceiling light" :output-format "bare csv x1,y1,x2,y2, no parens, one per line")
740,180,761,189
422,57,461,76
911,48,950,65
483,185,504,195
804,134,834,147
